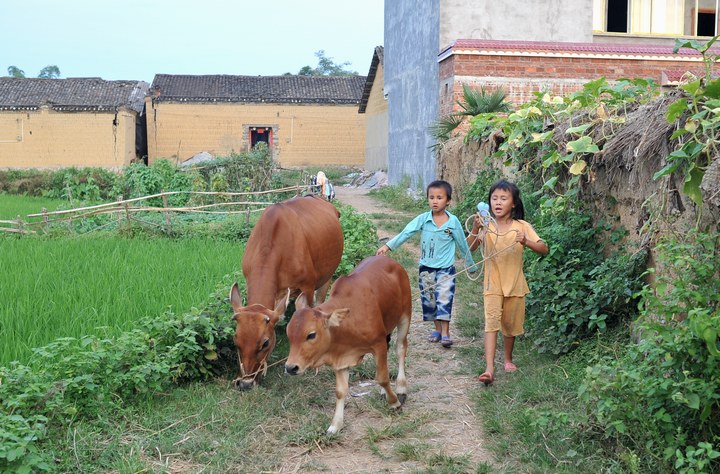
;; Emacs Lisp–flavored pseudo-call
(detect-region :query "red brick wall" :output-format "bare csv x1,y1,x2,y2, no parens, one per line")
439,52,701,113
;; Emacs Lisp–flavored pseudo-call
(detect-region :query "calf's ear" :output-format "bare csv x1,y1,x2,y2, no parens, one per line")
327,308,350,327
295,293,310,310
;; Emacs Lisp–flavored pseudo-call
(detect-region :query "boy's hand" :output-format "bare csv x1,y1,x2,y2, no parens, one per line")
376,244,390,256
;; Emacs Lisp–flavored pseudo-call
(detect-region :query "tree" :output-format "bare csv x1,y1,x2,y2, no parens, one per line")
293,50,358,76
38,65,61,79
5,65,61,78
7,66,25,78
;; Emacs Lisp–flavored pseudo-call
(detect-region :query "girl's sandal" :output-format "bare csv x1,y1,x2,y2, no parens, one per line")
441,336,454,348
478,372,494,386
427,331,441,343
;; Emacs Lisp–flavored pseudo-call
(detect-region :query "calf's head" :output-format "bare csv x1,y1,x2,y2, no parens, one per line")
229,283,289,390
284,294,349,376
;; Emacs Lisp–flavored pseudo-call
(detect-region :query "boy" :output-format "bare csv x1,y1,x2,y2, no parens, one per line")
377,180,476,348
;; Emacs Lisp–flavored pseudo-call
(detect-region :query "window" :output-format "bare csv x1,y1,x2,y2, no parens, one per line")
594,0,718,36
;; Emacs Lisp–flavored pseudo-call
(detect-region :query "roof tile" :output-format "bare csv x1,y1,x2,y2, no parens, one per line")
150,74,366,104
0,77,149,112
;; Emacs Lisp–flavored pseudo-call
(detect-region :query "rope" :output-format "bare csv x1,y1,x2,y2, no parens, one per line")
417,213,520,295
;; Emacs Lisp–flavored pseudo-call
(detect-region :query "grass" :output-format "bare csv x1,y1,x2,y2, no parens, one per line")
0,193,69,221
371,183,621,472
454,267,622,473
0,234,244,366
2,182,621,472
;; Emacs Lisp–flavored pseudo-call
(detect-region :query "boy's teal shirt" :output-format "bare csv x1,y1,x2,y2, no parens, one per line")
386,210,476,270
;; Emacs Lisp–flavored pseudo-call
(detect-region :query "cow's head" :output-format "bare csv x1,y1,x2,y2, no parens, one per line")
284,293,349,376
229,283,289,390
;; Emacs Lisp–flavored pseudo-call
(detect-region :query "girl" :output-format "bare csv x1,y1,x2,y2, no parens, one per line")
377,180,477,348
467,180,548,385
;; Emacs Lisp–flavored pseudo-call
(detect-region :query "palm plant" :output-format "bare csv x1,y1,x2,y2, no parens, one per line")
430,84,510,151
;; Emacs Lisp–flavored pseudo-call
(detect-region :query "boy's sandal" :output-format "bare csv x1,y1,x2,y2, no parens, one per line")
441,336,454,348
504,362,518,373
478,372,494,386
427,331,441,343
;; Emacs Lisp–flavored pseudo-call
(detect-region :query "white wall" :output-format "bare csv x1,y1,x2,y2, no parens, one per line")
439,0,594,50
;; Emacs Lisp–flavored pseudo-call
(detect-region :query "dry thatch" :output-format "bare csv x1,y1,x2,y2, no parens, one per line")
598,91,683,186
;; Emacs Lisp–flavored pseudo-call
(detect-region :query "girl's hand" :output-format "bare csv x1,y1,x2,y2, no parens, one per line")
376,244,390,256
515,231,527,246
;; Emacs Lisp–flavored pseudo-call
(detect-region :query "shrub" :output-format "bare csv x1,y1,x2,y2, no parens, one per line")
580,230,720,473
525,204,647,354
0,277,240,472
117,159,193,207
193,143,274,194
337,204,378,276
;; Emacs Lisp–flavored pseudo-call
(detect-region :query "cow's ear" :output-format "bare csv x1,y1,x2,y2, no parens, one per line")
327,308,350,327
273,288,291,320
230,283,244,312
295,293,310,310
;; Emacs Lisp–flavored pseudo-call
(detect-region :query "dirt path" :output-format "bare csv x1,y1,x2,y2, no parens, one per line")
277,186,492,473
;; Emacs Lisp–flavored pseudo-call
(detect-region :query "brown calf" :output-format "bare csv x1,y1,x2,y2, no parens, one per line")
284,255,412,433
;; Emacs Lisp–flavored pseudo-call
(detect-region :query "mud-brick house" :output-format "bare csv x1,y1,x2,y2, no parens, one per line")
0,77,149,169
358,46,388,171
146,74,367,167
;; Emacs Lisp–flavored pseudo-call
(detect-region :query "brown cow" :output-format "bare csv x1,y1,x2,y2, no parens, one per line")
230,195,343,390
284,255,412,433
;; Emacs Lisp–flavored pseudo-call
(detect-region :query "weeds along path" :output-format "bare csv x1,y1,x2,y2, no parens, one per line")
276,186,494,472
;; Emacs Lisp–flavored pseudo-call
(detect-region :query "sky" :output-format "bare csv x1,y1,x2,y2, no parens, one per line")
1,0,384,82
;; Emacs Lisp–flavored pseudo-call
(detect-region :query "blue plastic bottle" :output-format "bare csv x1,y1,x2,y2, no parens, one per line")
477,202,490,224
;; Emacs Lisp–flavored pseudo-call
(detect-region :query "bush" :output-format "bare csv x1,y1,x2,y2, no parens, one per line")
525,204,646,354
193,143,274,195
580,230,720,473
337,204,378,276
117,159,193,207
0,168,119,201
0,277,240,472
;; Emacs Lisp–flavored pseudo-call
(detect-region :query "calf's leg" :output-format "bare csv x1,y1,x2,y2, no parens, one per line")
373,343,401,408
328,368,350,434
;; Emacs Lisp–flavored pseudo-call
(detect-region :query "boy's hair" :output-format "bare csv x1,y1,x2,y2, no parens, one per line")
488,180,525,220
426,180,453,200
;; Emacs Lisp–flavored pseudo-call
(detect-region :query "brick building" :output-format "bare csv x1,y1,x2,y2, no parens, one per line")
383,0,718,188
0,77,148,169
438,40,703,113
146,74,366,167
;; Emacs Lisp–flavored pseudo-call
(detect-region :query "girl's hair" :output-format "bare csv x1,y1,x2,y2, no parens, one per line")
426,180,453,200
488,180,524,220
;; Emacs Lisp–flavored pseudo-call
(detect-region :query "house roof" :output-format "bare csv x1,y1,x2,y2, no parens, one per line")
0,77,149,112
439,39,708,61
149,74,366,105
359,46,384,114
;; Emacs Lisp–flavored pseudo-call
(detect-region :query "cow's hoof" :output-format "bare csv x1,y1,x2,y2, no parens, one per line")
397,393,407,405
327,425,340,434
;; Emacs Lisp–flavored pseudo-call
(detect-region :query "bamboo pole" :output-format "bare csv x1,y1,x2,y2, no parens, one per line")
162,191,172,231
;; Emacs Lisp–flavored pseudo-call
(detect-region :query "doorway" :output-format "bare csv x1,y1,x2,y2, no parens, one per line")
250,127,272,149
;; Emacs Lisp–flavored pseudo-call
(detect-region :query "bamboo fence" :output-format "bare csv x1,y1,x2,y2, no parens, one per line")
0,185,314,235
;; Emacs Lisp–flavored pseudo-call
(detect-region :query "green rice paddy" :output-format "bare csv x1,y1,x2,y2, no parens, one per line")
0,235,244,366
